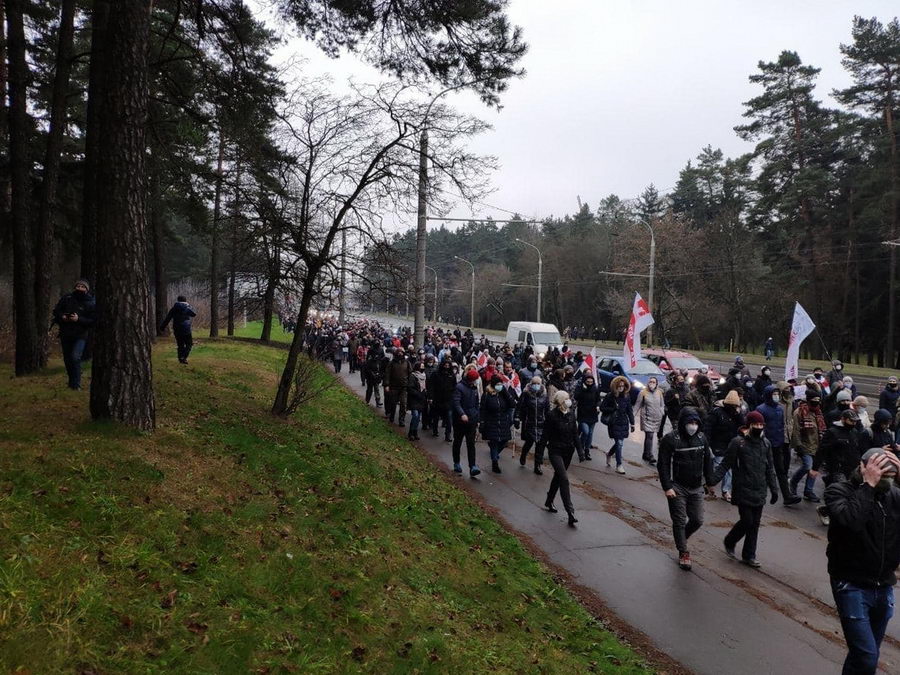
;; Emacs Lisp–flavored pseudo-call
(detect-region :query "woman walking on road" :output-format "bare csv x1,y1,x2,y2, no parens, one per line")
601,376,635,474
406,363,427,441
574,374,602,461
480,374,514,474
635,376,664,465
544,391,582,526
516,376,550,474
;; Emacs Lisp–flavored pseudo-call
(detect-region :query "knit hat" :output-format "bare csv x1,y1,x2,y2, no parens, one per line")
723,390,741,406
490,374,504,387
874,409,894,426
836,389,852,403
806,388,821,401
853,396,869,408
746,411,765,425
861,447,898,474
465,369,479,382
776,380,790,391
74,278,90,291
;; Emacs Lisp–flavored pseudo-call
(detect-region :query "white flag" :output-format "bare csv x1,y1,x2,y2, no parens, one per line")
784,302,816,381
623,293,655,369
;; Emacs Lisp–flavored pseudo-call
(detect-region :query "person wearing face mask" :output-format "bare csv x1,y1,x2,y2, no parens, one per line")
574,374,601,461
686,374,716,424
827,360,845,387
479,374,514,474
52,279,97,390
853,396,871,430
879,376,900,446
543,391,582,526
635,376,664,465
711,411,779,568
814,409,864,526
600,376,635,474
753,366,773,402
518,356,540,389
452,369,482,477
406,363,428,441
662,372,690,440
516,376,550,474
790,389,827,502
865,409,897,451
363,345,386,407
705,390,744,502
658,406,715,570
827,389,855,425
757,385,802,506
384,347,412,426
825,447,900,674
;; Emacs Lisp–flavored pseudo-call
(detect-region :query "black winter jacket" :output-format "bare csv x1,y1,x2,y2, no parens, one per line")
52,291,96,340
814,422,864,480
160,301,196,332
452,381,480,423
516,386,549,442
428,366,457,408
479,389,513,442
544,407,582,456
704,404,745,456
657,407,714,491
826,474,900,587
712,433,778,507
574,383,602,424
406,374,427,412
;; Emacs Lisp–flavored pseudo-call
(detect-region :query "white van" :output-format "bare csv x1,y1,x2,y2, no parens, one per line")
505,321,564,358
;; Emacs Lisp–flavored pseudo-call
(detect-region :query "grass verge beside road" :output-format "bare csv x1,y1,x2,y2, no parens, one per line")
0,339,653,673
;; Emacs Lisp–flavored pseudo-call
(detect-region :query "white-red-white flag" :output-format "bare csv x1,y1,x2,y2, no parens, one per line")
476,351,488,369
784,302,816,381
623,293,655,369
510,372,521,395
589,347,598,382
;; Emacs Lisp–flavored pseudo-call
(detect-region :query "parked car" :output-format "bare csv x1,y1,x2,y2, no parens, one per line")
644,349,724,386
596,356,669,403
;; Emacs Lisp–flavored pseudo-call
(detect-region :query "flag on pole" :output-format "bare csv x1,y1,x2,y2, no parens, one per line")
785,302,816,381
590,347,598,383
476,351,488,369
623,293,655,369
510,372,521,395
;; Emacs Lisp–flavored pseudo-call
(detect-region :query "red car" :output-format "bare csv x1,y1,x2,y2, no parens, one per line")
644,349,724,387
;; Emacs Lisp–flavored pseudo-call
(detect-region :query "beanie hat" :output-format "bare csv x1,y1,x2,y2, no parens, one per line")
836,390,852,403
874,408,894,425
853,396,869,408
806,388,821,401
861,447,897,472
465,369,479,382
723,390,741,406
775,380,789,391
75,278,90,291
746,411,765,425
490,374,504,387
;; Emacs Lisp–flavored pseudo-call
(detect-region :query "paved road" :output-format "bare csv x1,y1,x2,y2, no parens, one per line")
372,313,887,399
343,313,900,674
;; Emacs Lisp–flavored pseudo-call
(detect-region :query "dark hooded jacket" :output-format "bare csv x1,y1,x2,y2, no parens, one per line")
428,363,457,409
755,385,784,448
600,376,634,440
574,380,602,424
865,409,897,450
685,375,716,422
479,386,513,442
544,405,582,457
516,383,549,442
657,407,714,491
160,301,196,332
826,472,900,587
52,290,96,340
712,431,778,507
452,379,480,422
704,402,745,456
815,420,864,481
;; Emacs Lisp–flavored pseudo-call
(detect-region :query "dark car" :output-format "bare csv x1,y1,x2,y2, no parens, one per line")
596,356,668,404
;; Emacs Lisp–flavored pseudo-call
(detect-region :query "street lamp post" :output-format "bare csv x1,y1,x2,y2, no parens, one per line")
641,222,656,346
514,238,543,322
454,255,475,329
425,265,438,323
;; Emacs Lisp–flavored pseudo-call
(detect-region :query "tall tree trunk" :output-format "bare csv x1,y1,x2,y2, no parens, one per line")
150,157,168,336
272,277,314,415
80,0,110,284
209,130,225,337
260,236,279,342
886,103,898,368
34,0,77,365
227,158,241,336
7,0,40,375
88,0,155,431
0,0,10,229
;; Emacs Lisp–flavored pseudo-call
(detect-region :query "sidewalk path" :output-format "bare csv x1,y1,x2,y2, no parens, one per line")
336,367,899,675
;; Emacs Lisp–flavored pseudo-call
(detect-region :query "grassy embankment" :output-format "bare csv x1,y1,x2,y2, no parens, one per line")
0,338,652,673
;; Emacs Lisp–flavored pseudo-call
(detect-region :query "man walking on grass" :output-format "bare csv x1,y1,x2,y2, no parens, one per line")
160,295,197,364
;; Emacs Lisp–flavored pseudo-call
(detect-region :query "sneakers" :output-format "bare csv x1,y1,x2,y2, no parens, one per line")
567,511,578,527
816,504,830,526
453,463,462,474
678,551,692,570
616,465,626,475
804,494,821,503
544,500,558,513
741,558,762,569
724,543,736,560
470,465,481,478
783,495,802,506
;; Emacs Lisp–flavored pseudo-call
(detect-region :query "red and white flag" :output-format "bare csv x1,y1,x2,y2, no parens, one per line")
476,351,488,369
589,347,597,382
623,293,654,369
498,371,522,395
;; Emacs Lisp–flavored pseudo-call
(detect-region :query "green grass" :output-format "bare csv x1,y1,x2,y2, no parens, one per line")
0,339,652,673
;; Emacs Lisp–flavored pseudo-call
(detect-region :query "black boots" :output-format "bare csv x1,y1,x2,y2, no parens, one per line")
567,510,578,527
544,499,558,513
491,460,502,474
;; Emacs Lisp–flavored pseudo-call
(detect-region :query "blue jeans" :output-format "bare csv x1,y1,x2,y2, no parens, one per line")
608,438,624,466
579,422,595,454
713,454,732,494
831,580,894,674
791,452,816,496
60,336,86,389
488,439,505,462
409,409,422,434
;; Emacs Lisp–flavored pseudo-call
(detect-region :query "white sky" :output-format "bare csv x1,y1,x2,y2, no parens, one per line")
256,0,898,224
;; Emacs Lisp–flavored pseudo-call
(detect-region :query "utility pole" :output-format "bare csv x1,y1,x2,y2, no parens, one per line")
425,265,438,323
454,255,475,329
413,129,428,347
405,279,409,319
642,221,656,346
338,227,346,324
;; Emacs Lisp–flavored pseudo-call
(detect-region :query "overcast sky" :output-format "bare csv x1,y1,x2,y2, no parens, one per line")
259,0,898,224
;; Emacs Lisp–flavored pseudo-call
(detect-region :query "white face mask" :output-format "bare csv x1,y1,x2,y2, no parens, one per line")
685,423,699,436
561,399,572,410
772,394,781,403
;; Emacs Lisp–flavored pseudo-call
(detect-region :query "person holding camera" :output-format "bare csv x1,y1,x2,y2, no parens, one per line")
51,279,96,390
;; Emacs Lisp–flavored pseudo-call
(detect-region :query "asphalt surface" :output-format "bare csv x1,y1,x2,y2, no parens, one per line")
373,313,888,399
346,313,900,674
